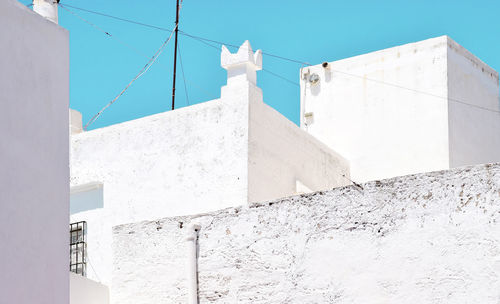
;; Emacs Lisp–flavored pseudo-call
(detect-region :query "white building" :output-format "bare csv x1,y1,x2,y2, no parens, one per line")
0,1,68,303
301,36,500,182
3,1,500,302
0,1,109,303
70,41,350,285
69,34,500,297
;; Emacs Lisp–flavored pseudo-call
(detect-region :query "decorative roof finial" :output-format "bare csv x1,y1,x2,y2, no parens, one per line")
221,40,262,86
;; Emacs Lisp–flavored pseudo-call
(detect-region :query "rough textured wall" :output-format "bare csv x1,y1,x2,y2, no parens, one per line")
0,1,69,303
113,163,500,304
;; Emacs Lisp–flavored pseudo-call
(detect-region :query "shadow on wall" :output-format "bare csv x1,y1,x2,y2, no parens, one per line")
70,183,104,214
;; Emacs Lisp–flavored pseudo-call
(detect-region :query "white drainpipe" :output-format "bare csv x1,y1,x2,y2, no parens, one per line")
185,223,201,304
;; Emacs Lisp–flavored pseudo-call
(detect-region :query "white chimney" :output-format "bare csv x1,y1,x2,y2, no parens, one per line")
221,40,262,87
33,0,59,24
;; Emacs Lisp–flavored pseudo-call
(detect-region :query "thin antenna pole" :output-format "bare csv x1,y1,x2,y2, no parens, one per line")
171,0,180,110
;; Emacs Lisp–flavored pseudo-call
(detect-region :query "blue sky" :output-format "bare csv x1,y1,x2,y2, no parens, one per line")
21,0,500,130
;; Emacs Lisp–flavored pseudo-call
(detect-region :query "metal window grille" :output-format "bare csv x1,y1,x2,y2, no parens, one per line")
70,221,87,276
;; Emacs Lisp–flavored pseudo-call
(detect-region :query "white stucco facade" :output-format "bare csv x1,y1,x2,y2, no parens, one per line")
70,41,349,285
301,36,500,183
112,162,500,304
70,273,109,304
0,1,69,303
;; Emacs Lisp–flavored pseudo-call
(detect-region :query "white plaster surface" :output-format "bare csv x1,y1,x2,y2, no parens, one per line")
70,272,109,304
248,93,349,203
70,41,348,286
446,37,500,167
69,272,109,304
71,97,250,285
112,163,500,304
0,1,69,303
301,35,500,183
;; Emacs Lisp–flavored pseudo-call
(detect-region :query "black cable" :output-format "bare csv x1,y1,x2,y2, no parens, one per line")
262,69,300,87
179,31,311,66
60,3,500,115
57,4,311,66
61,3,174,33
184,34,300,87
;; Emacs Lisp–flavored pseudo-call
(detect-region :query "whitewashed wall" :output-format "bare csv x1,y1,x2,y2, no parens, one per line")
447,38,500,167
112,163,500,304
301,35,500,183
0,1,69,303
249,95,349,203
70,273,109,304
71,73,348,285
71,97,250,285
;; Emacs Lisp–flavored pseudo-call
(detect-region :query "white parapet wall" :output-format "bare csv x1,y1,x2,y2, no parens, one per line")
446,37,500,167
300,35,500,183
70,273,109,304
112,163,500,303
0,1,69,304
70,41,349,285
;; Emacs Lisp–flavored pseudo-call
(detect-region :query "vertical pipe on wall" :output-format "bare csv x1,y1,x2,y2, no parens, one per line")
185,223,201,304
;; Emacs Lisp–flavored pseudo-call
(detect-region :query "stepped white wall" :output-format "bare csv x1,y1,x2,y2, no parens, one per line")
71,78,348,286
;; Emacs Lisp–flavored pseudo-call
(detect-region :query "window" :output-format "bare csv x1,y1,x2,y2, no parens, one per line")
70,221,87,276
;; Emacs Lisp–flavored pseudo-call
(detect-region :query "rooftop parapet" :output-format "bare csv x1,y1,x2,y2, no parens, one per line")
221,40,262,86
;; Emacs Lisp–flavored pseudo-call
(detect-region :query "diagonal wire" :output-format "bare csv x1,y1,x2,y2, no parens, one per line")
85,254,101,283
262,69,300,87
58,3,147,58
60,2,213,105
61,3,174,33
59,3,500,114
177,43,190,106
328,69,500,114
56,4,311,66
83,24,177,130
185,34,300,87
178,31,311,66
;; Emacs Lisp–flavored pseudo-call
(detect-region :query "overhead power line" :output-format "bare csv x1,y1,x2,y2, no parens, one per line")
183,34,300,87
58,4,146,57
326,69,500,114
178,31,311,66
178,44,190,106
61,3,173,33
58,4,311,66
83,24,178,130
60,3,500,115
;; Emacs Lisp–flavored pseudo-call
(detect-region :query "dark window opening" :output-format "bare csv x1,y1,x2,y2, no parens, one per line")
70,221,87,276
